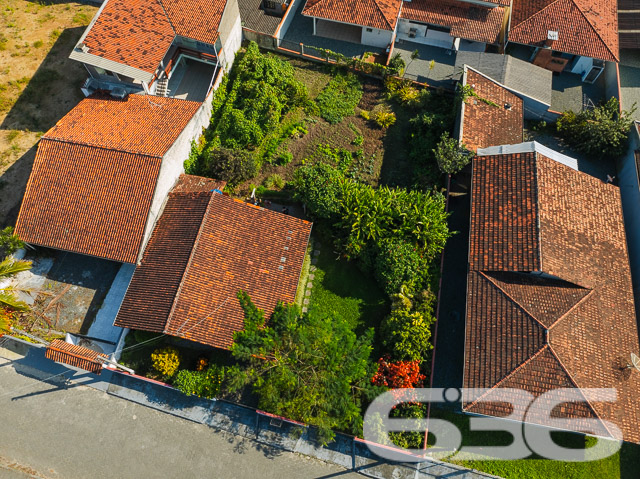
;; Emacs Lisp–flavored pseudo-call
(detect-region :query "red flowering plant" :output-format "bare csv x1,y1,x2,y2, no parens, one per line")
371,356,426,406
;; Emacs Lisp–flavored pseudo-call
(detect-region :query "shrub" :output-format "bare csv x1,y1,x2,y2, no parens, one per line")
277,151,293,165
352,135,364,146
556,98,636,159
200,148,258,186
293,162,343,219
374,238,428,296
151,347,180,378
173,365,224,399
433,131,472,174
380,307,434,362
0,227,23,258
263,173,285,189
374,110,396,128
359,110,370,120
316,73,363,124
387,53,406,76
371,357,425,388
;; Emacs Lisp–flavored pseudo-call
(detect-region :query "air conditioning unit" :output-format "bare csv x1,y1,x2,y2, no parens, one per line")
408,28,417,39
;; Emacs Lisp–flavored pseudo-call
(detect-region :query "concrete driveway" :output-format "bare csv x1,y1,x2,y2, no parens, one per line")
0,349,362,479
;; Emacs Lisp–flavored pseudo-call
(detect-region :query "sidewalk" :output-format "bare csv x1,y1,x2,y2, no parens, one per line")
0,337,500,479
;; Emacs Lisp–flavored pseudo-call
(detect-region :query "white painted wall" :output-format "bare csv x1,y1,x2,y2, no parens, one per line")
137,95,215,261
570,55,593,76
396,19,455,49
219,0,243,71
360,27,394,48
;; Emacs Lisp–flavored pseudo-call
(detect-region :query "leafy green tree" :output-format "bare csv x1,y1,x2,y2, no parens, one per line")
556,98,636,159
434,131,472,174
380,306,434,363
293,162,343,219
200,148,258,186
228,291,374,444
374,238,428,296
0,258,31,312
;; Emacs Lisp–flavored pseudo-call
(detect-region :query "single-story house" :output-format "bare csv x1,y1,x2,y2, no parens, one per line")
456,66,524,151
15,93,219,265
69,0,243,99
301,0,403,48
114,175,312,350
507,0,619,82
397,0,509,52
463,142,640,444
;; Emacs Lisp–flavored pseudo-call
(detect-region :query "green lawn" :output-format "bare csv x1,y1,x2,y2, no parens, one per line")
307,238,388,338
428,408,640,479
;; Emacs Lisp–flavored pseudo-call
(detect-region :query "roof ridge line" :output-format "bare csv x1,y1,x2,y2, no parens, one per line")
480,271,549,330
546,288,594,330
155,0,177,35
570,0,619,62
40,136,165,159
510,0,617,62
164,192,217,334
545,343,617,438
371,0,395,30
464,344,550,412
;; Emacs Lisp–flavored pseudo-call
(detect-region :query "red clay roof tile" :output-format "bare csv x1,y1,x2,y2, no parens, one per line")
461,69,524,151
45,340,103,375
509,0,619,62
83,0,228,74
115,177,312,349
464,152,640,444
302,0,403,31
15,95,201,263
401,0,506,45
45,93,201,157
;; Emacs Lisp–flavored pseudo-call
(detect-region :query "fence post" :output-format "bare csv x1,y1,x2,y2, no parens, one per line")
300,43,304,56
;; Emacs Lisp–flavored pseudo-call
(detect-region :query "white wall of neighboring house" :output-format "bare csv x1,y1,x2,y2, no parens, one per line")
570,55,593,76
361,27,394,48
218,0,243,70
396,19,456,49
137,97,215,261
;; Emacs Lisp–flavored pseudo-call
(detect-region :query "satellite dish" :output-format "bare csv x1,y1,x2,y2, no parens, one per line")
628,353,640,372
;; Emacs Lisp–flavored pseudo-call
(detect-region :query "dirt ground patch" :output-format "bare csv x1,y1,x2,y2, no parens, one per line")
0,0,96,227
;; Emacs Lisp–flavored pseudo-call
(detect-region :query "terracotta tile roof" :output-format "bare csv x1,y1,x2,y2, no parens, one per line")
161,0,226,45
400,0,506,45
509,0,619,62
45,340,103,375
44,94,201,157
171,173,227,194
15,95,200,263
468,152,540,272
464,151,640,444
15,140,161,264
115,177,312,349
83,0,175,74
83,0,227,74
302,0,403,31
460,69,524,151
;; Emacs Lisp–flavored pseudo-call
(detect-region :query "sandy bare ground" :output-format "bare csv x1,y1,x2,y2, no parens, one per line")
0,0,97,227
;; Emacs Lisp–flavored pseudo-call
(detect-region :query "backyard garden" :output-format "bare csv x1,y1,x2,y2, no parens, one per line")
113,43,640,478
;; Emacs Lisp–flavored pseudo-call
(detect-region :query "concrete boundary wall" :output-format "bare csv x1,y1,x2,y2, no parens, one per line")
0,336,500,479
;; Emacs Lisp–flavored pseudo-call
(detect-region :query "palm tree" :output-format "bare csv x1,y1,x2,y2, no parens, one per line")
0,257,32,312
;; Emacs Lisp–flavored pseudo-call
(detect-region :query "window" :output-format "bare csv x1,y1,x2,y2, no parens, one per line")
264,0,276,8
366,28,373,32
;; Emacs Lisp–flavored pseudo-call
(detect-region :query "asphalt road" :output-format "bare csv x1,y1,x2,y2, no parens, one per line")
0,352,361,479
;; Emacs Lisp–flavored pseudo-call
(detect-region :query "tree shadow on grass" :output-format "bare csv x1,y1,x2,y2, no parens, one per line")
1,27,87,132
0,143,37,227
